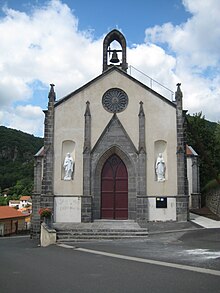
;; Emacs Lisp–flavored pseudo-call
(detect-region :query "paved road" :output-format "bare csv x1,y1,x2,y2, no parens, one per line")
0,229,220,293
76,228,220,271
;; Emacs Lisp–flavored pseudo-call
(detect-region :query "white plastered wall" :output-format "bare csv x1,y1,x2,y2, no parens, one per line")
187,157,193,208
53,70,178,220
148,198,176,221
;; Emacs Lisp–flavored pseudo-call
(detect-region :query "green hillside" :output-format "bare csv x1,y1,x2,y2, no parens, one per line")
0,126,43,201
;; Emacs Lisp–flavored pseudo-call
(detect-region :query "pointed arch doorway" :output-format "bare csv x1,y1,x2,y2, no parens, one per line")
101,154,128,219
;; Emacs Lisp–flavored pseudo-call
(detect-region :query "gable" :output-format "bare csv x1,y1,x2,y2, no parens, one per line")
54,67,176,109
91,113,138,157
54,67,177,157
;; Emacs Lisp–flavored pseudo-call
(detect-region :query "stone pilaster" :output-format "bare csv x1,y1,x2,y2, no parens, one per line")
137,101,148,221
81,196,92,222
33,147,44,194
31,149,44,238
175,83,189,221
191,155,201,209
138,102,146,153
82,101,92,221
41,84,55,211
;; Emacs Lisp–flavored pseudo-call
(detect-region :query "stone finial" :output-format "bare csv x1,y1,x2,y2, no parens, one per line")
138,101,145,117
48,83,56,102
84,101,91,116
175,83,183,99
175,83,183,110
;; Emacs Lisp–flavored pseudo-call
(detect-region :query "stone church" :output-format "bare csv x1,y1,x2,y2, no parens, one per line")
32,29,193,238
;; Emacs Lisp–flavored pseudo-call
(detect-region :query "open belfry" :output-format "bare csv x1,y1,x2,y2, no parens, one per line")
32,29,192,238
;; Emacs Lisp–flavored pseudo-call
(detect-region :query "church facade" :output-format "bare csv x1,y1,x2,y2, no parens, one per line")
32,30,189,237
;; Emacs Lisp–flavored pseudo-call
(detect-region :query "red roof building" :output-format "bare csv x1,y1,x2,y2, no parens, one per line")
0,206,27,236
20,196,31,201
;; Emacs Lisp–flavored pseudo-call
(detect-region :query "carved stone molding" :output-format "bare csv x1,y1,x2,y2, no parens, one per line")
102,88,128,113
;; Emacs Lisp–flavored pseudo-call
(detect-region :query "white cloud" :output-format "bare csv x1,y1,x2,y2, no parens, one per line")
2,105,44,136
0,0,102,97
144,0,220,121
0,0,102,136
128,43,178,100
0,0,219,137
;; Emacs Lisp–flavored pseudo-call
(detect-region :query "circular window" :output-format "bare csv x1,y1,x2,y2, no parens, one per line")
102,88,128,113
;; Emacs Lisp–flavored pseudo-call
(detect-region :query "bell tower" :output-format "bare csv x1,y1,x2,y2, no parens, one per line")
103,29,128,72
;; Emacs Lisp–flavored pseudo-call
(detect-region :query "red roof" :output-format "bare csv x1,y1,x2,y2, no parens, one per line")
20,196,31,201
186,145,198,156
0,206,26,220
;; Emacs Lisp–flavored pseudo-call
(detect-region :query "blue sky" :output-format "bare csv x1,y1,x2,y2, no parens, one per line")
1,1,191,43
0,0,219,136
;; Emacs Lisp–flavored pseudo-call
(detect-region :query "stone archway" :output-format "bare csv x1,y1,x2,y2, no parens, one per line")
101,154,128,219
91,145,137,220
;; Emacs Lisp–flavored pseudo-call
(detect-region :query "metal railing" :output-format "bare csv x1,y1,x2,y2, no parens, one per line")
128,65,174,101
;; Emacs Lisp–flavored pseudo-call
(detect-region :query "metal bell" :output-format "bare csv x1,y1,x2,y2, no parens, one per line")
110,50,119,63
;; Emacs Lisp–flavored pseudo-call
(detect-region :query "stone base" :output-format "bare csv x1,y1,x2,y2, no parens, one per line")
81,196,92,222
176,196,189,221
191,193,201,209
40,223,56,247
136,196,148,222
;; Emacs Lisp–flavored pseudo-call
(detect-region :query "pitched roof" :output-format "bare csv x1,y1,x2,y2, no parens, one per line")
20,196,31,201
34,146,44,157
54,66,176,108
0,206,26,220
186,145,198,156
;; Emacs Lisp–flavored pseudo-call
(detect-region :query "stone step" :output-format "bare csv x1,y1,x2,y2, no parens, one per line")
54,220,148,242
56,228,148,233
53,220,143,230
56,230,148,241
57,231,148,237
57,235,148,242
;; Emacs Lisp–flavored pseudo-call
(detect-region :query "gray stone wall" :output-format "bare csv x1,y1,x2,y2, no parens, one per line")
176,196,189,221
136,196,148,223
81,196,92,222
83,101,91,197
190,156,201,209
191,193,201,209
175,84,189,221
206,187,220,217
30,193,41,239
41,84,55,210
32,84,55,238
31,151,43,238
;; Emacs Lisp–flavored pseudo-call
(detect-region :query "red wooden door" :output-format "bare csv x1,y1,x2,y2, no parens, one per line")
101,155,128,219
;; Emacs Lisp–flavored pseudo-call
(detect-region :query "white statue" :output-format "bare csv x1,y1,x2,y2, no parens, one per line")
155,153,166,182
63,153,74,180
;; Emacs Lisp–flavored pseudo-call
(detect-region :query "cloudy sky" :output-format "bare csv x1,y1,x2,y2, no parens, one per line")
0,0,219,137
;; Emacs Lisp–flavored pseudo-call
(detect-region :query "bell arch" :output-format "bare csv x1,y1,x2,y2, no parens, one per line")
103,29,128,72
91,145,137,220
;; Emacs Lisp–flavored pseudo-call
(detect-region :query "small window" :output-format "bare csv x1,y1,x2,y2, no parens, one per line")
156,197,167,208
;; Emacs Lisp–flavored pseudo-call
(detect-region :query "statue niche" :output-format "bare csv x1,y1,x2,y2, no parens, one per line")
155,153,166,182
62,140,75,180
63,152,74,180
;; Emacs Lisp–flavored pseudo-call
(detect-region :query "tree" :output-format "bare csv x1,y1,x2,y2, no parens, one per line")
214,121,220,173
0,126,43,197
186,112,219,190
